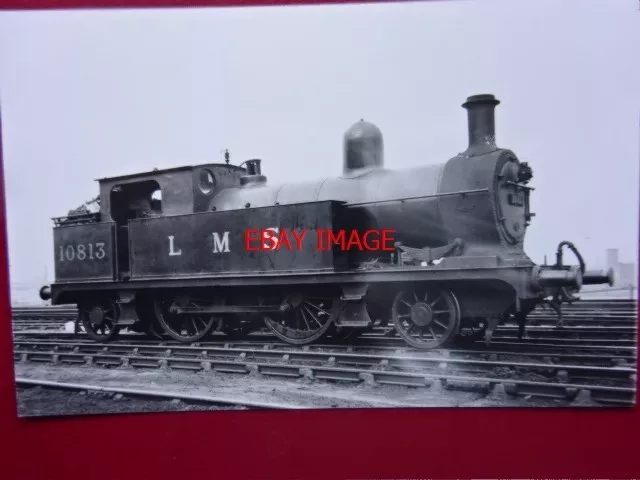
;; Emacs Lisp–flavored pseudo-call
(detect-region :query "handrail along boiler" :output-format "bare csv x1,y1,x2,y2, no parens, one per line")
39,94,614,349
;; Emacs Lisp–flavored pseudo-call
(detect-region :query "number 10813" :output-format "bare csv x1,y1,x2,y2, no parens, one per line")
58,243,106,262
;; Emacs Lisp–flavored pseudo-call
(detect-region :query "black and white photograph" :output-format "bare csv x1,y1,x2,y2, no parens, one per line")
1,0,638,417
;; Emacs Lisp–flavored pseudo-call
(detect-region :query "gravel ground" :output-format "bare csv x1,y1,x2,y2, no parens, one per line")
16,386,238,417
12,362,574,418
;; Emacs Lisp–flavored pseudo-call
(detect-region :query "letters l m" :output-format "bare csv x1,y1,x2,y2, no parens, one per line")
212,231,231,253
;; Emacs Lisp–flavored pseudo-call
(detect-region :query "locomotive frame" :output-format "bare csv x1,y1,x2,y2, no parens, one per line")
39,93,615,350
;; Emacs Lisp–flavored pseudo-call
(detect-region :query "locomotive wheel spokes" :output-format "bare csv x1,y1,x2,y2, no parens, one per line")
392,287,460,350
136,301,165,340
144,317,165,339
264,295,340,345
79,299,121,342
154,297,220,343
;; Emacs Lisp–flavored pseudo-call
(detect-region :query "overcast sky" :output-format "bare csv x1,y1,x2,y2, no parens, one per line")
0,0,638,301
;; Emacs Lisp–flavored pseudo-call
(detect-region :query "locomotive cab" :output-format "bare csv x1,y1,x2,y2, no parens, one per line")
98,164,247,280
97,163,246,220
47,162,248,292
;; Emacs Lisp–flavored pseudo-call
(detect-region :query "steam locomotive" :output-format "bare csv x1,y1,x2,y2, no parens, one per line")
38,94,614,350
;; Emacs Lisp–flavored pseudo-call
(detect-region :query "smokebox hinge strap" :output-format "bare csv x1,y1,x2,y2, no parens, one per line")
395,238,464,265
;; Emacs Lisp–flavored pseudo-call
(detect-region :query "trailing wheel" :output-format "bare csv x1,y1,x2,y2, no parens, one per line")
392,287,461,350
154,296,220,343
79,298,121,342
264,294,341,345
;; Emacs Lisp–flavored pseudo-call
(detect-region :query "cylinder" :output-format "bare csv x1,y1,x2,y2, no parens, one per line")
462,94,500,154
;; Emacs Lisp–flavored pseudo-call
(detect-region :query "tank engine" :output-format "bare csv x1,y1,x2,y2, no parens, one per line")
38,94,614,350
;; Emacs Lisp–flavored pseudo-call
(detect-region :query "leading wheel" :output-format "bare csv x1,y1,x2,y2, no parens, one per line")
154,296,220,343
392,287,460,350
79,299,121,342
264,294,341,346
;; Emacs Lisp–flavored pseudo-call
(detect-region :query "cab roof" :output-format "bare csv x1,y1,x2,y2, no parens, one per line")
95,163,245,184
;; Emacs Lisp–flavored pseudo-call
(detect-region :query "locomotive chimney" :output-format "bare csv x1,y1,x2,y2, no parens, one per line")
240,159,267,186
343,120,384,175
462,94,500,155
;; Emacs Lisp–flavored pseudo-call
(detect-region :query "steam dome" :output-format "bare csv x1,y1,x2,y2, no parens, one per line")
343,120,384,175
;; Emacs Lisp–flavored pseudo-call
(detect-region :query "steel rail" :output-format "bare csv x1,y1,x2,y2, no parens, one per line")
12,330,639,354
13,338,637,369
15,377,304,410
13,328,638,346
14,353,635,406
12,320,639,335
15,344,636,381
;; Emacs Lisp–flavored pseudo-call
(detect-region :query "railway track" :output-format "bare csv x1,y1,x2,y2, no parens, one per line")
13,321,638,347
15,377,300,410
13,336,637,406
12,299,637,407
12,335,638,365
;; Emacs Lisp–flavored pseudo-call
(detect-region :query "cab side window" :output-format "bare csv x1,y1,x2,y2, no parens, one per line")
110,180,162,224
